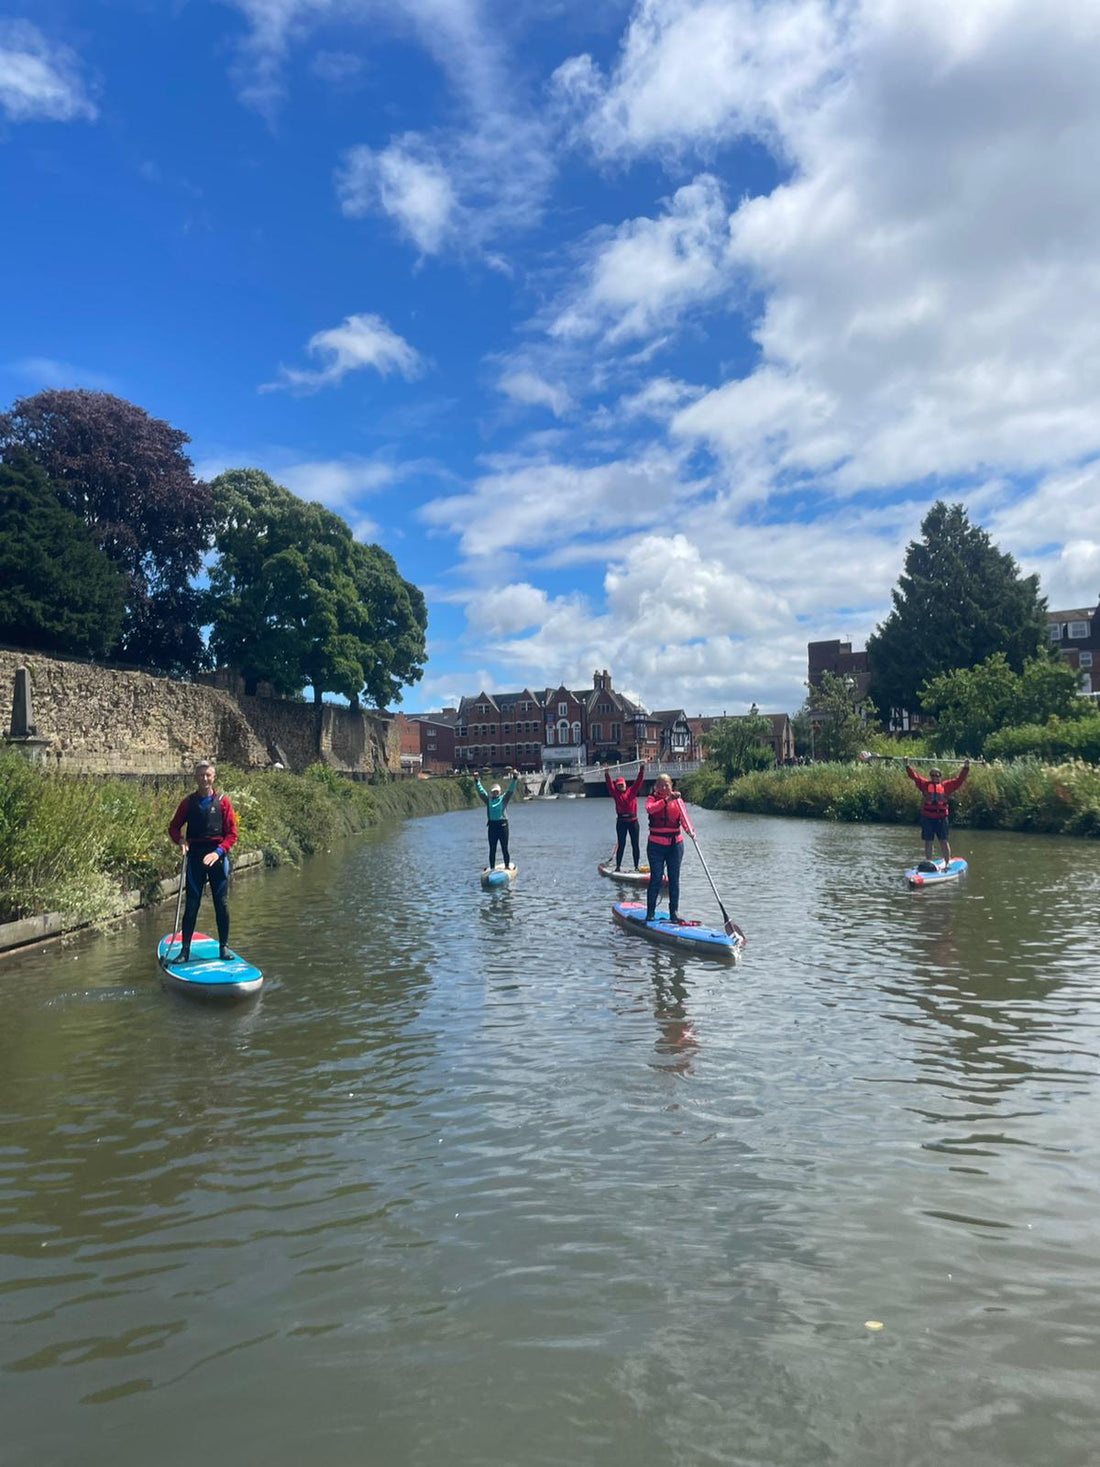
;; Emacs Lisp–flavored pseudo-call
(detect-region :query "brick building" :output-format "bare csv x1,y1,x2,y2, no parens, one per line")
807,639,870,697
406,709,458,774
1047,596,1099,698
454,688,545,772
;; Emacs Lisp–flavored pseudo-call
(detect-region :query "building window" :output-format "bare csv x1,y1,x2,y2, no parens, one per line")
1048,624,1063,641
1080,651,1093,668
591,722,602,741
558,719,570,744
1069,620,1090,639
572,721,582,744
502,724,511,735
546,725,554,744
558,701,567,716
611,723,620,741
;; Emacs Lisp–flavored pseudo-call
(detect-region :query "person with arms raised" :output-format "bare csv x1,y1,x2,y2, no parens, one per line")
905,761,970,869
475,768,518,872
603,763,646,870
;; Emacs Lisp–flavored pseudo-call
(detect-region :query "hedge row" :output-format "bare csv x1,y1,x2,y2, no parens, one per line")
682,759,1100,838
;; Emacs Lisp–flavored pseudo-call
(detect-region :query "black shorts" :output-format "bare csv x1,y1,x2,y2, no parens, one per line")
921,816,949,841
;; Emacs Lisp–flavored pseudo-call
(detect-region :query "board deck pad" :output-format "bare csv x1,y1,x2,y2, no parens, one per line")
157,932,263,992
612,902,742,961
905,857,968,887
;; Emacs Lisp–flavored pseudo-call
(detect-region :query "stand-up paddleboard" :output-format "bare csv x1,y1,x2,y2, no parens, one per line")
612,902,742,963
157,931,263,999
597,859,667,888
905,857,968,888
481,864,517,890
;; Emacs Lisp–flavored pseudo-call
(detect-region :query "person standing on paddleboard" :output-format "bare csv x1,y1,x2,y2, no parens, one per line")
475,768,518,870
168,759,238,962
645,773,687,925
905,761,970,868
603,763,646,870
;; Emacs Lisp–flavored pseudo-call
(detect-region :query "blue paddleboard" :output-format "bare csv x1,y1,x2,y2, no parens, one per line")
612,902,743,962
905,857,968,888
157,931,263,999
481,864,517,890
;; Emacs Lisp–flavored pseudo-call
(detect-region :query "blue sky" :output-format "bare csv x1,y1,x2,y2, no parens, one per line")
3,0,1099,715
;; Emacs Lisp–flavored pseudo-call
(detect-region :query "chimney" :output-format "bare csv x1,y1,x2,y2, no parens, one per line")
603,668,611,689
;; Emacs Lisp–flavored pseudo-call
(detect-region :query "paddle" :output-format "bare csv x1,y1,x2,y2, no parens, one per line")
675,798,745,944
168,847,187,962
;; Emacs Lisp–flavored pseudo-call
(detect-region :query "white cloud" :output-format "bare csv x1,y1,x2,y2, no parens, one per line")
0,20,97,123
549,175,729,343
420,446,706,557
558,0,838,158
497,369,573,418
261,313,422,393
6,357,117,392
338,137,458,255
560,0,1100,504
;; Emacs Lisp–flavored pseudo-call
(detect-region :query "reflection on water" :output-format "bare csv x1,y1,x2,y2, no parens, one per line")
1,801,1099,1467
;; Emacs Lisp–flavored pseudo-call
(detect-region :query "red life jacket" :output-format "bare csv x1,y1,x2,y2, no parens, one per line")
921,782,949,820
646,795,684,845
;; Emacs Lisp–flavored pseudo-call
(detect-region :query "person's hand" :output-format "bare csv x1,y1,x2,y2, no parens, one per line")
602,764,609,772
671,790,682,800
202,850,221,867
180,840,189,855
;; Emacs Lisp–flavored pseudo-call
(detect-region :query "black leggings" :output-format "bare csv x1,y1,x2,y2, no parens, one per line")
182,846,230,950
488,819,510,868
615,817,640,868
646,839,683,920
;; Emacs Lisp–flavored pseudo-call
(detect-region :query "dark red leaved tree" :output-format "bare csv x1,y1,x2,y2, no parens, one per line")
0,389,213,673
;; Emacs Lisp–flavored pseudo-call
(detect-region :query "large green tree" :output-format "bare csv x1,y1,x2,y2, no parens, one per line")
208,469,427,706
805,671,877,761
0,389,212,673
702,707,775,779
866,501,1048,719
921,652,1092,754
0,453,126,658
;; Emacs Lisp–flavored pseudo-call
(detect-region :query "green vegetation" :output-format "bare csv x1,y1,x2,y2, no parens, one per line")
867,500,1049,719
700,707,774,779
0,395,429,708
921,653,1095,754
208,468,427,708
0,389,212,674
0,453,127,657
805,671,876,760
0,754,476,927
682,760,1100,838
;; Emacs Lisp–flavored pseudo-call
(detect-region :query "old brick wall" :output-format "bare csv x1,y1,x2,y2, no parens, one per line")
0,649,397,776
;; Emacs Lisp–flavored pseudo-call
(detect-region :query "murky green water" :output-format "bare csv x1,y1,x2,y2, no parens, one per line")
2,800,1099,1466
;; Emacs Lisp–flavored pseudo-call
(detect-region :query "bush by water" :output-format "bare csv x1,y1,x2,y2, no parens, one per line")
682,759,1100,839
0,756,477,925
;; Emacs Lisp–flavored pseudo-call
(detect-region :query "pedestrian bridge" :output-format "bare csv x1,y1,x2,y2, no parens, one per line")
522,759,703,797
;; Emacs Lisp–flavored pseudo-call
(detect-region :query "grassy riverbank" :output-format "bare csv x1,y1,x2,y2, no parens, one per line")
682,759,1100,838
0,754,478,925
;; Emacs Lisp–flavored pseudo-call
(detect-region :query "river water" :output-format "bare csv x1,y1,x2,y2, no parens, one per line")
2,798,1098,1467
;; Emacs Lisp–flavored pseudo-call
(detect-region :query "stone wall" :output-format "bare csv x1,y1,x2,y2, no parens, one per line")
0,649,398,777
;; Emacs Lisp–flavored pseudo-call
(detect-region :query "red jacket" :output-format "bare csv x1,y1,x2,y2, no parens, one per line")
168,792,238,854
646,792,686,846
906,766,968,819
605,764,645,819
